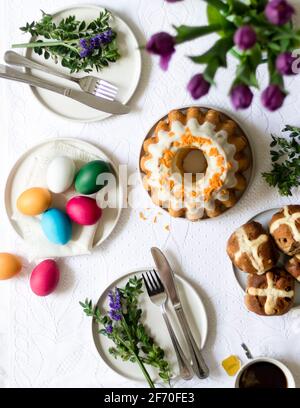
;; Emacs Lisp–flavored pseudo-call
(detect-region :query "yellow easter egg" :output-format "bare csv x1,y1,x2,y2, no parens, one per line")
17,187,52,216
0,253,22,280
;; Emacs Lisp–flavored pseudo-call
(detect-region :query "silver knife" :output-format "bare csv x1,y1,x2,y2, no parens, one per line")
0,64,130,115
151,247,209,379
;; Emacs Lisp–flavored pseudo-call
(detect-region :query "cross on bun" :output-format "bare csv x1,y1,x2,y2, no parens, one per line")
227,221,278,275
245,268,294,316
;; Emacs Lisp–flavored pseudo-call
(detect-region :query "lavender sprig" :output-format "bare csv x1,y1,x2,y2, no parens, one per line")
12,9,120,73
80,277,171,388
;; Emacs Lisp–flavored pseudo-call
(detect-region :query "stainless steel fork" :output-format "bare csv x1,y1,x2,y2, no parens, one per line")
142,269,193,381
4,51,118,101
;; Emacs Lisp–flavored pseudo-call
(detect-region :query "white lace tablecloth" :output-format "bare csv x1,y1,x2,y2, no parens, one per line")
1,0,300,389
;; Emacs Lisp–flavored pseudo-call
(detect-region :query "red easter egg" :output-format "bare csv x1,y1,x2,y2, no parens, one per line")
66,196,102,226
30,260,60,297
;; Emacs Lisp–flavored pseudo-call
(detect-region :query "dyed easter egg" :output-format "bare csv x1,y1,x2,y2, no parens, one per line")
30,259,59,296
41,209,72,245
17,187,51,216
75,160,112,195
47,156,76,194
66,196,102,226
0,253,22,280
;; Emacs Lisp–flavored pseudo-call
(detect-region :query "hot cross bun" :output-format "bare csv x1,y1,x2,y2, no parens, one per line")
227,221,278,275
245,268,294,316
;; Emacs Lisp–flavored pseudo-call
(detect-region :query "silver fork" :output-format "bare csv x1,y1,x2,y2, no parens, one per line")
4,51,118,101
142,270,193,381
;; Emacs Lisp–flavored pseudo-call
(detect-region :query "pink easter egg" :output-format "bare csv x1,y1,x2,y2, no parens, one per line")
66,196,102,226
30,260,60,297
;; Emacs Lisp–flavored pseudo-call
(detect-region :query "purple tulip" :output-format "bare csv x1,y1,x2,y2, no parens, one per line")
234,26,257,50
264,0,295,25
187,74,211,99
146,32,176,70
261,84,286,111
231,85,254,110
276,52,297,75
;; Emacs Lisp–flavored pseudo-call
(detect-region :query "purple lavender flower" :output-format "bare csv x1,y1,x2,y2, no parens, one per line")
261,84,286,111
106,324,113,334
79,29,114,59
264,0,295,26
234,26,257,50
231,84,253,110
276,52,297,75
108,289,122,321
146,32,176,71
187,74,210,99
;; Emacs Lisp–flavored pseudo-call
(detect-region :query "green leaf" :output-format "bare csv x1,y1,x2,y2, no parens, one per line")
203,0,229,12
174,24,223,44
206,5,233,36
204,58,219,84
190,36,233,67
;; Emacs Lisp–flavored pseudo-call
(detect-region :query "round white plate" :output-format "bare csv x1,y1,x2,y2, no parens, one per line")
139,105,254,221
25,5,142,122
5,138,123,256
92,268,208,383
232,208,300,306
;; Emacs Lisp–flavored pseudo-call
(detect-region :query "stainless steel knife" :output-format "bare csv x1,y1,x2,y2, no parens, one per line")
151,247,209,379
0,64,130,115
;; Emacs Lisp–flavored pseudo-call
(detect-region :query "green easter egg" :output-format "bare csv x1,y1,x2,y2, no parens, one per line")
75,160,113,195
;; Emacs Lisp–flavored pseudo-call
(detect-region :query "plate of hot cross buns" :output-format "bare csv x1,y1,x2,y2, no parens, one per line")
227,205,300,316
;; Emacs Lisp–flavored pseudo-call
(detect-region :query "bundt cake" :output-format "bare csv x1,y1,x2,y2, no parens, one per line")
227,221,278,275
140,108,251,220
285,254,300,282
245,268,294,316
269,205,300,255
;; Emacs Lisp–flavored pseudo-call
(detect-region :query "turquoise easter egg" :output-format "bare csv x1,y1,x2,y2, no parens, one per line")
41,209,72,245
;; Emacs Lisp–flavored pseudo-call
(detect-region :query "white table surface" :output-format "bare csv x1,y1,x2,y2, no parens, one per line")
1,0,300,388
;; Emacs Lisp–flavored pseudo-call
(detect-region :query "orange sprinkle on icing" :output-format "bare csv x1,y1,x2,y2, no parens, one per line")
216,156,225,167
159,149,175,168
227,162,233,170
168,131,175,137
209,147,219,157
203,173,223,201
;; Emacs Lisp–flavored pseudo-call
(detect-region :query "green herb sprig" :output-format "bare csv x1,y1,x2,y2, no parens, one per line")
262,125,300,196
12,9,120,73
80,276,171,388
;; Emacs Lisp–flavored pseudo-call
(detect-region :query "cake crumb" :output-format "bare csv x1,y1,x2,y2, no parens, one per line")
158,212,163,216
139,212,147,221
164,224,170,231
153,216,157,223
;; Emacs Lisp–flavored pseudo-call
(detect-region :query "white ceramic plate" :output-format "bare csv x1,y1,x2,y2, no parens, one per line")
24,4,141,122
5,138,123,258
139,106,254,221
232,208,300,306
92,268,208,383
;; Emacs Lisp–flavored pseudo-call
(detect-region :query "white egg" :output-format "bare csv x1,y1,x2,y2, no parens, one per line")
46,156,76,194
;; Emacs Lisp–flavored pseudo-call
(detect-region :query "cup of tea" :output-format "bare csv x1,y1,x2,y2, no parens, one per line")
235,357,295,388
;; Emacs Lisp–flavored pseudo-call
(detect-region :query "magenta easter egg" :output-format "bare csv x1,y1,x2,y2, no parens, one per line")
30,260,60,297
66,196,102,226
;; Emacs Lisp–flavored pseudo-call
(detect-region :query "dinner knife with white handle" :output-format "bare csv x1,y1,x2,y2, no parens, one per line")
151,247,209,379
0,64,130,115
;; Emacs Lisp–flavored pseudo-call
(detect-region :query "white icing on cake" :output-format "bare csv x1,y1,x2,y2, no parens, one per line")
143,118,239,219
